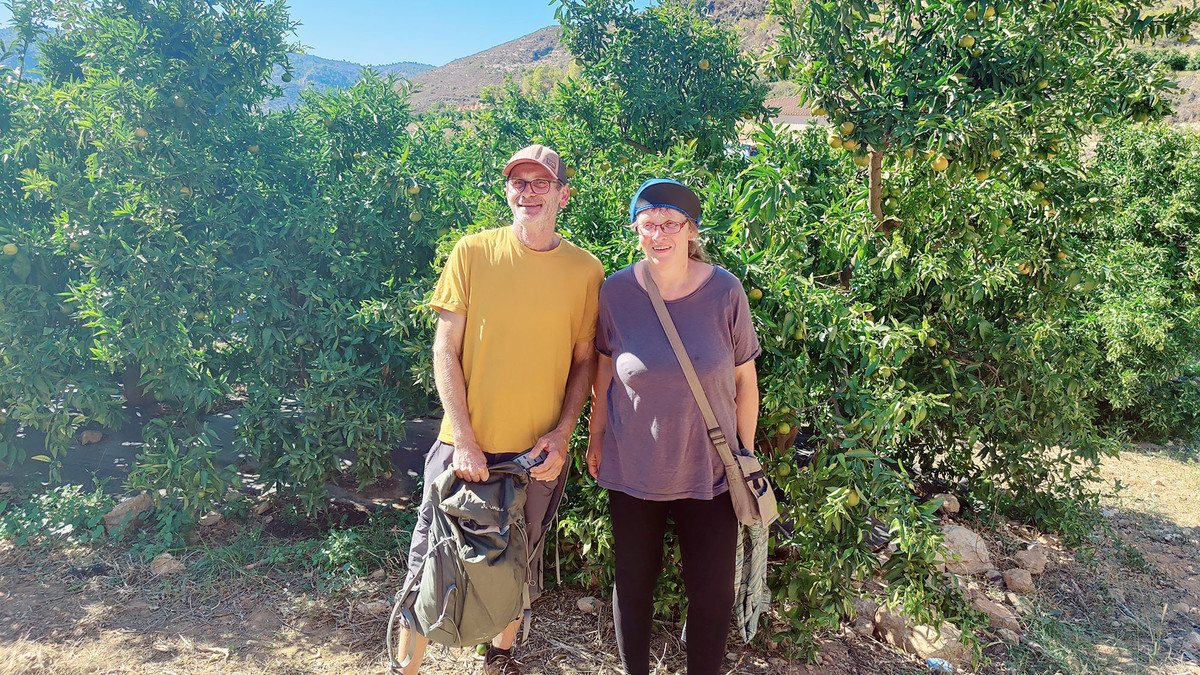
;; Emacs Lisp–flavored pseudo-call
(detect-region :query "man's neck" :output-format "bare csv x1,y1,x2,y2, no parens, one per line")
512,221,560,252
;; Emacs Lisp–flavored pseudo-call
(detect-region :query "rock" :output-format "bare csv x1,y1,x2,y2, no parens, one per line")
972,595,1021,633
1014,546,1049,575
103,492,153,534
726,652,737,662
908,623,971,666
361,600,391,616
934,493,960,515
874,604,912,648
577,596,600,614
874,605,970,665
254,500,272,515
942,525,992,575
150,553,185,576
0,482,12,494
1003,569,1035,594
852,596,877,636
998,628,1021,645
79,430,104,445
1171,602,1190,614
198,512,222,527
1185,630,1200,651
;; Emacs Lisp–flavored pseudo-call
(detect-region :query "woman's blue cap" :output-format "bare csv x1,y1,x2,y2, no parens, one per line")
629,178,702,224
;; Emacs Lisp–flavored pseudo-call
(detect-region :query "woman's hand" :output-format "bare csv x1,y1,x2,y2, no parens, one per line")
585,431,603,479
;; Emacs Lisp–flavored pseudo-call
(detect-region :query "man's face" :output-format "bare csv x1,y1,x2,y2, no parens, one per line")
505,162,569,228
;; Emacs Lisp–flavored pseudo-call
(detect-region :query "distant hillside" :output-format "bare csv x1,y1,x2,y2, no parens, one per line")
706,0,777,54
2,29,432,109
408,26,569,112
404,4,777,113
266,54,434,110
0,28,42,79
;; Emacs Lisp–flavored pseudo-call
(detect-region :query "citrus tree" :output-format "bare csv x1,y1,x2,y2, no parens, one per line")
1084,123,1200,440
555,0,768,157
0,0,467,534
763,0,1199,527
0,0,294,512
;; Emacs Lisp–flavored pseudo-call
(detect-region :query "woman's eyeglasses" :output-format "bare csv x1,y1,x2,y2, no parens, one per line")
635,220,687,235
506,178,562,194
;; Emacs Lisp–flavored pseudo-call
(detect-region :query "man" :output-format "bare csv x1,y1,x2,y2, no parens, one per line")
395,144,603,675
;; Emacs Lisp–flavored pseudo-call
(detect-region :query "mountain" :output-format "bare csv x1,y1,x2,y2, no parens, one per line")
407,26,569,112
706,0,778,54
2,28,431,109
266,54,434,110
0,28,42,79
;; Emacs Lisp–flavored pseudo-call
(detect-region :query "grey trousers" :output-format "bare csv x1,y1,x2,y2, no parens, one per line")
402,439,568,603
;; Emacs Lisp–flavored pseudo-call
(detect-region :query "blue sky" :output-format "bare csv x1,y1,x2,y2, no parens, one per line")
0,1,566,67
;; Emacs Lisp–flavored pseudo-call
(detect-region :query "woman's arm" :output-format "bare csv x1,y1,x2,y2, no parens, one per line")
733,360,759,451
586,353,613,478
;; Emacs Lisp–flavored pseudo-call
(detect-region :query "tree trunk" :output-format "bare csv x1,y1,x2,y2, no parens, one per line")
869,149,884,222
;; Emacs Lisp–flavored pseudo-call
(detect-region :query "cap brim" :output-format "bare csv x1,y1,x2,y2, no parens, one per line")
631,180,702,222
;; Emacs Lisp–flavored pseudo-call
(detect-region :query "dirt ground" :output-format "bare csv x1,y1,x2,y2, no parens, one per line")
2,442,1199,675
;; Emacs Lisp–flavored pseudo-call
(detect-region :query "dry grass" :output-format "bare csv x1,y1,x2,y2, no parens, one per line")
2,442,1199,674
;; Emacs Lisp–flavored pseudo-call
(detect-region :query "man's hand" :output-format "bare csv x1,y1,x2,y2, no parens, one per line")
585,431,603,479
452,442,489,482
528,427,571,483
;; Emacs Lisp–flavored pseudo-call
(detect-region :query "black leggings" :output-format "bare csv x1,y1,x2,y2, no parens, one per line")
609,490,738,675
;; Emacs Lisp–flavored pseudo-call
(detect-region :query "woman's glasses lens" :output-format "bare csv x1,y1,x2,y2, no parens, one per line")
637,221,686,235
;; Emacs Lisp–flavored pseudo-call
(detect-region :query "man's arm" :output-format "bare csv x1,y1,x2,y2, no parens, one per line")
432,309,489,482
529,339,596,482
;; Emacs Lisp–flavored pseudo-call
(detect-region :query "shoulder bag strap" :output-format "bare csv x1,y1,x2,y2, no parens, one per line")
642,266,740,473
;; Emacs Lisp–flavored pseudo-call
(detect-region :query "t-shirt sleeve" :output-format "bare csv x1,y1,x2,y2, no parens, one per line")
730,280,761,366
429,238,471,316
574,259,604,344
594,280,614,356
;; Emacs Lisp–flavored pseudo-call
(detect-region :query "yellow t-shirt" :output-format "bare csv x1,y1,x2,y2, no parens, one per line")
430,226,604,453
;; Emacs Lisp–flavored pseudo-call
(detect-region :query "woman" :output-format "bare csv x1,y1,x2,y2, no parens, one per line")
587,178,760,675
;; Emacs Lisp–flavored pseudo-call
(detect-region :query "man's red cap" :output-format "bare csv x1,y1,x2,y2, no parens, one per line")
502,144,568,184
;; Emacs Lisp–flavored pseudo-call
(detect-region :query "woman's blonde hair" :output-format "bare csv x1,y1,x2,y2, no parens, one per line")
686,222,709,262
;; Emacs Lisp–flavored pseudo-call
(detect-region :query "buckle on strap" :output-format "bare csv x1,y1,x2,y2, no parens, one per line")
707,428,727,446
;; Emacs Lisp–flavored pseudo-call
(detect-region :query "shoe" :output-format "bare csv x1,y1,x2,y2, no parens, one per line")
483,646,524,675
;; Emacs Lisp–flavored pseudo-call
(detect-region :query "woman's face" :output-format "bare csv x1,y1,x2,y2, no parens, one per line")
634,207,695,265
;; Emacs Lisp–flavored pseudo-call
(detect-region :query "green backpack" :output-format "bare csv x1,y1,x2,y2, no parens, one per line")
387,460,531,670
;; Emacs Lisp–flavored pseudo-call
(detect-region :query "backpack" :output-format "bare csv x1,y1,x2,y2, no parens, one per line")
387,460,531,671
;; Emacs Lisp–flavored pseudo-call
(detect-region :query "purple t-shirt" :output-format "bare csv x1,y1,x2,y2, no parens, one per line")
595,264,761,501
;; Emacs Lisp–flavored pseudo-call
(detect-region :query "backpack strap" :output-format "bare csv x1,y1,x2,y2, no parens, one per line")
387,569,423,672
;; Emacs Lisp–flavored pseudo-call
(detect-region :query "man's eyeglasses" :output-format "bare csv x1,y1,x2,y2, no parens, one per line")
506,178,562,194
635,220,688,235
